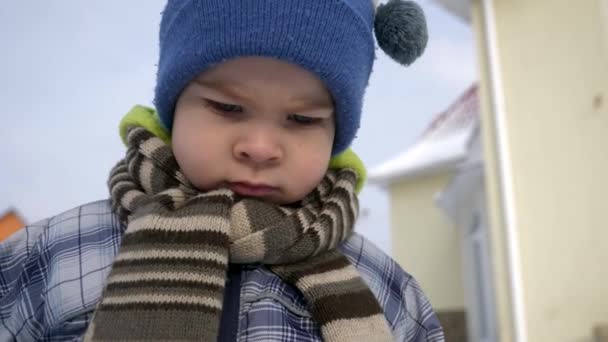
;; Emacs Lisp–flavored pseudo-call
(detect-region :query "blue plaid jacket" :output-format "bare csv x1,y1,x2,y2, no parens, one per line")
0,200,444,341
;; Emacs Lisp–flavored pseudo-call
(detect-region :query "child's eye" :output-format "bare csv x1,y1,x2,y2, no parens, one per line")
205,99,243,113
288,114,320,125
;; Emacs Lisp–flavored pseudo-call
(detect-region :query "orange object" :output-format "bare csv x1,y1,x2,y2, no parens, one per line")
0,210,25,241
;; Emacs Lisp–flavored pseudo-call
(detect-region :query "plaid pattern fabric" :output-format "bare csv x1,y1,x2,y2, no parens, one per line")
0,200,445,341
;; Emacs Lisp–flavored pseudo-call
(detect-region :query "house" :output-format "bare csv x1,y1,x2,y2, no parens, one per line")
373,0,608,341
369,84,481,342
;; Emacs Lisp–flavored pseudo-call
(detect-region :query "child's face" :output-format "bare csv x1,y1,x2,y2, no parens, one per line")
172,57,335,204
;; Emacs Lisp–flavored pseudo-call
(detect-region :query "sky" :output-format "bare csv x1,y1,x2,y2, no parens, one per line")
0,0,476,254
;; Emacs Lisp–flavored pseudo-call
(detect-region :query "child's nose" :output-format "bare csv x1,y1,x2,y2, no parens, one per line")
233,128,283,165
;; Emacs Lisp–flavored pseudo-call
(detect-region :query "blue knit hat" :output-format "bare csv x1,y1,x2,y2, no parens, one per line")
154,0,428,155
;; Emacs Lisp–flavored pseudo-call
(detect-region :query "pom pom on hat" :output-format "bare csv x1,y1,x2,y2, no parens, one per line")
374,0,428,66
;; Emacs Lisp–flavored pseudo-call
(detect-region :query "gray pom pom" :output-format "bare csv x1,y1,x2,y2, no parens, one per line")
374,0,428,66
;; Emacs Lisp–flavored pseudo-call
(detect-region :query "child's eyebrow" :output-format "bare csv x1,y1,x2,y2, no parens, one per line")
193,78,334,113
288,99,335,114
193,79,249,103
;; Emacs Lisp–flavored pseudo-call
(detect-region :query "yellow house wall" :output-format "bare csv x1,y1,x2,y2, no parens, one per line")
474,0,608,340
389,172,465,311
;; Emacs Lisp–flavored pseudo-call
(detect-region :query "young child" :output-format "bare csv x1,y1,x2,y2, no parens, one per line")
0,0,445,341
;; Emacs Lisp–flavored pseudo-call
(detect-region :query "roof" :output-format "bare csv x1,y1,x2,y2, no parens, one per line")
368,84,479,184
0,209,25,241
431,0,472,22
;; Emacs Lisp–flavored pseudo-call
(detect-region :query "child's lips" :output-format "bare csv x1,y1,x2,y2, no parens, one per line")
229,182,278,197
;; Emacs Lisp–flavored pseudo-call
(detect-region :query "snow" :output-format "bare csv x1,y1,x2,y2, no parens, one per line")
368,131,470,183
368,84,479,184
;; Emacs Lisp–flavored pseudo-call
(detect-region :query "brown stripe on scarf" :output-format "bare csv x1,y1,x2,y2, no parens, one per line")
262,215,308,252
313,290,386,322
126,149,145,185
121,229,230,246
106,278,224,292
111,256,226,270
87,308,221,340
273,250,351,279
98,302,222,313
125,125,153,146
107,255,228,281
117,241,228,256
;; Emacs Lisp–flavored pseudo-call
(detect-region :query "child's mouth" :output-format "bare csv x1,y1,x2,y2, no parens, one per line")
228,182,278,197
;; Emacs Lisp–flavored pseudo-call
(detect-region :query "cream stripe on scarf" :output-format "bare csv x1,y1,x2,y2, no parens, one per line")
113,249,228,265
296,265,361,291
102,294,223,309
126,214,231,234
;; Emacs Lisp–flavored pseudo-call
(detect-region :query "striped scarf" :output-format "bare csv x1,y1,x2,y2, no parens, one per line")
85,123,393,341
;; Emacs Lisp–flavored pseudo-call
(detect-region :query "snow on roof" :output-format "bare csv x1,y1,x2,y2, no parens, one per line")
369,84,479,184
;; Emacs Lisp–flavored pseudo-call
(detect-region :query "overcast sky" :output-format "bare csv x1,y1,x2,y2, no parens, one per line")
0,0,476,253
